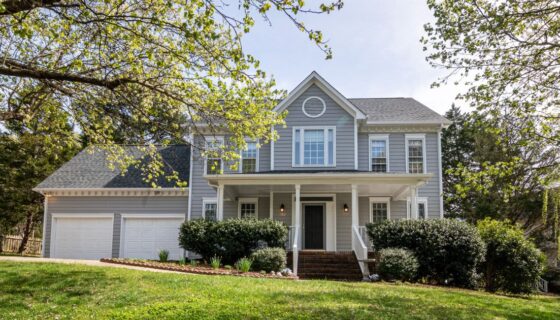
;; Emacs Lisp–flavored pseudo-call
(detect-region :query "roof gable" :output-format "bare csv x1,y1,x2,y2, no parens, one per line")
274,71,366,119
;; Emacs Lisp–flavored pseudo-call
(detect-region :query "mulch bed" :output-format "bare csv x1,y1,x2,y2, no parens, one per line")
100,258,298,280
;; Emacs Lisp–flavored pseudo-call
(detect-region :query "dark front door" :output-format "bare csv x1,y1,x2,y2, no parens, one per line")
304,205,324,249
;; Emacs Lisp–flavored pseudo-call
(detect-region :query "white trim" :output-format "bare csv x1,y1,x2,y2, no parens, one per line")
271,126,275,171
437,129,444,218
269,192,274,219
369,197,391,222
34,188,189,197
405,134,427,174
41,196,48,257
187,141,194,221
50,213,114,259
237,197,259,218
291,193,336,251
368,134,390,172
239,139,259,173
273,71,366,119
202,198,218,220
292,126,336,167
407,197,428,219
302,96,327,118
354,118,358,170
204,136,224,175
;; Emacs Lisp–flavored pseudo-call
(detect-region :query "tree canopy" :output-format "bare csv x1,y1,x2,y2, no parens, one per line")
0,0,343,185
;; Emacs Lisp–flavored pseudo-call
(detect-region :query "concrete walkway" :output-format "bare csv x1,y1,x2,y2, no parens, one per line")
0,256,186,274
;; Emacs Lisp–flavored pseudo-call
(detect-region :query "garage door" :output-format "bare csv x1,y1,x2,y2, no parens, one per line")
51,216,113,259
121,216,184,260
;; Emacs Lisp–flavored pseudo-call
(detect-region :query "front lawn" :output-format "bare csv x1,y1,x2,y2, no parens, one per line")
0,261,558,320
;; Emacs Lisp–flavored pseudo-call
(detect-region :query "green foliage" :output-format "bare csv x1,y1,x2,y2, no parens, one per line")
158,250,169,263
250,247,286,273
178,257,186,266
477,219,545,294
179,218,288,264
189,259,198,267
210,256,221,270
235,257,252,273
377,248,419,282
224,265,232,271
367,219,485,288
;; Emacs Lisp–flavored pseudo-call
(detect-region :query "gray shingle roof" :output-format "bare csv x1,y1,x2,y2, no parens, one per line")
35,145,190,189
348,98,451,124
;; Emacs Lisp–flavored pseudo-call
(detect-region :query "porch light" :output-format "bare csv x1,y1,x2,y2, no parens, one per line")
343,204,349,214
279,203,286,216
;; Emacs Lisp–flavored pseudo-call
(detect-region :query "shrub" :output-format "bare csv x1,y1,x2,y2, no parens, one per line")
235,257,252,273
367,219,485,288
158,249,169,262
250,247,286,272
477,218,545,294
210,256,221,270
377,248,419,282
179,218,288,264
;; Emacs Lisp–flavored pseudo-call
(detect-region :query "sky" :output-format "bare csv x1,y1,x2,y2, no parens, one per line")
241,0,464,115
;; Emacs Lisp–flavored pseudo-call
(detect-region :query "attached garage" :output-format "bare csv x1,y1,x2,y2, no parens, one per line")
120,214,185,260
50,214,114,259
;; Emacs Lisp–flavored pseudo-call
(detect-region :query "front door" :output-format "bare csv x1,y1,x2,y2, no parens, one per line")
304,204,324,249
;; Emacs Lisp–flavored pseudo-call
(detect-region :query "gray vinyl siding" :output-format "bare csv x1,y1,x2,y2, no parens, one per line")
44,196,188,258
273,84,356,170
258,197,270,220
190,138,218,219
272,193,292,225
336,193,352,251
419,133,441,218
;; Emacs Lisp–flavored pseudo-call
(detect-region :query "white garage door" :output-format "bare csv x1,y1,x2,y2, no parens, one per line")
121,216,184,260
52,216,113,259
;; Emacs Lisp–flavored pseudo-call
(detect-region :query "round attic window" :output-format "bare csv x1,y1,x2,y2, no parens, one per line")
302,96,326,118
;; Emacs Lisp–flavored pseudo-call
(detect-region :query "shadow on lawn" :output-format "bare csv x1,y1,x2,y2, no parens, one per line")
0,263,118,313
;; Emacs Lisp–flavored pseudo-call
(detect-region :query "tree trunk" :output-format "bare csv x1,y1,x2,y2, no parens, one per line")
0,234,4,253
17,211,35,254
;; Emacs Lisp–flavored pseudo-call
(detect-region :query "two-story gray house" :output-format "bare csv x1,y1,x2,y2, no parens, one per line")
35,72,450,279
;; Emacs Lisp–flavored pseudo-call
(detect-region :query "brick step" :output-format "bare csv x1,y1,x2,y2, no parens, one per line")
297,263,359,270
298,273,363,280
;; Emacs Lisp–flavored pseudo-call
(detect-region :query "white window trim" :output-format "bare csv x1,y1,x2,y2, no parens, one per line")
239,139,259,173
238,197,259,218
292,126,336,167
205,136,224,175
368,134,390,172
302,96,327,118
202,198,218,219
369,197,391,222
407,197,428,219
405,134,427,174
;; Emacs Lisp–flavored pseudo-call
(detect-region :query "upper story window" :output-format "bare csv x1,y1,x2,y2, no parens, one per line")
238,198,258,218
369,134,389,172
405,134,426,174
293,127,335,167
240,141,258,173
369,197,390,222
205,137,223,175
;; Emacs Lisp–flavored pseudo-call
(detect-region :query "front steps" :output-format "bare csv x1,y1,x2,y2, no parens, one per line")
287,251,364,281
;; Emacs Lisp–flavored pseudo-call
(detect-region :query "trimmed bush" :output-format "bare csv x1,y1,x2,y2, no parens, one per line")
377,248,419,282
251,247,287,272
477,218,545,294
367,219,485,288
158,249,169,262
179,218,288,264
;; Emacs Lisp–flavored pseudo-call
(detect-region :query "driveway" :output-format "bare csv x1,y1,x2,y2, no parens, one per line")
0,256,185,274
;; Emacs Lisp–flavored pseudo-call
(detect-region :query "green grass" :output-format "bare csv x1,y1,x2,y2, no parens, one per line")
0,261,558,320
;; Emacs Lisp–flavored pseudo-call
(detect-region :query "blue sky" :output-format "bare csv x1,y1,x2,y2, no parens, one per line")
241,0,462,115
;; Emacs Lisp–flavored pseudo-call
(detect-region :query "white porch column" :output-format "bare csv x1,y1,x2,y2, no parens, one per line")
351,184,358,248
294,184,301,231
409,185,418,220
217,184,224,221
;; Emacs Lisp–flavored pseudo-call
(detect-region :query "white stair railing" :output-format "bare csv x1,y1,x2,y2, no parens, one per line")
352,225,369,278
292,226,299,276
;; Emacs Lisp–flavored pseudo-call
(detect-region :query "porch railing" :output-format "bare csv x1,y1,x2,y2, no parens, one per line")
352,225,369,278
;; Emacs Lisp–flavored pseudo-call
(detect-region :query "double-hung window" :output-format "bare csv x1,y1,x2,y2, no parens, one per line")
240,141,258,173
293,127,335,166
238,198,258,218
369,135,389,172
369,197,390,222
406,134,426,174
407,197,428,220
203,199,218,221
205,137,223,175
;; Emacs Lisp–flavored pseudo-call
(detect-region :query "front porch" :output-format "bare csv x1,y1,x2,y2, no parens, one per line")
205,172,432,278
